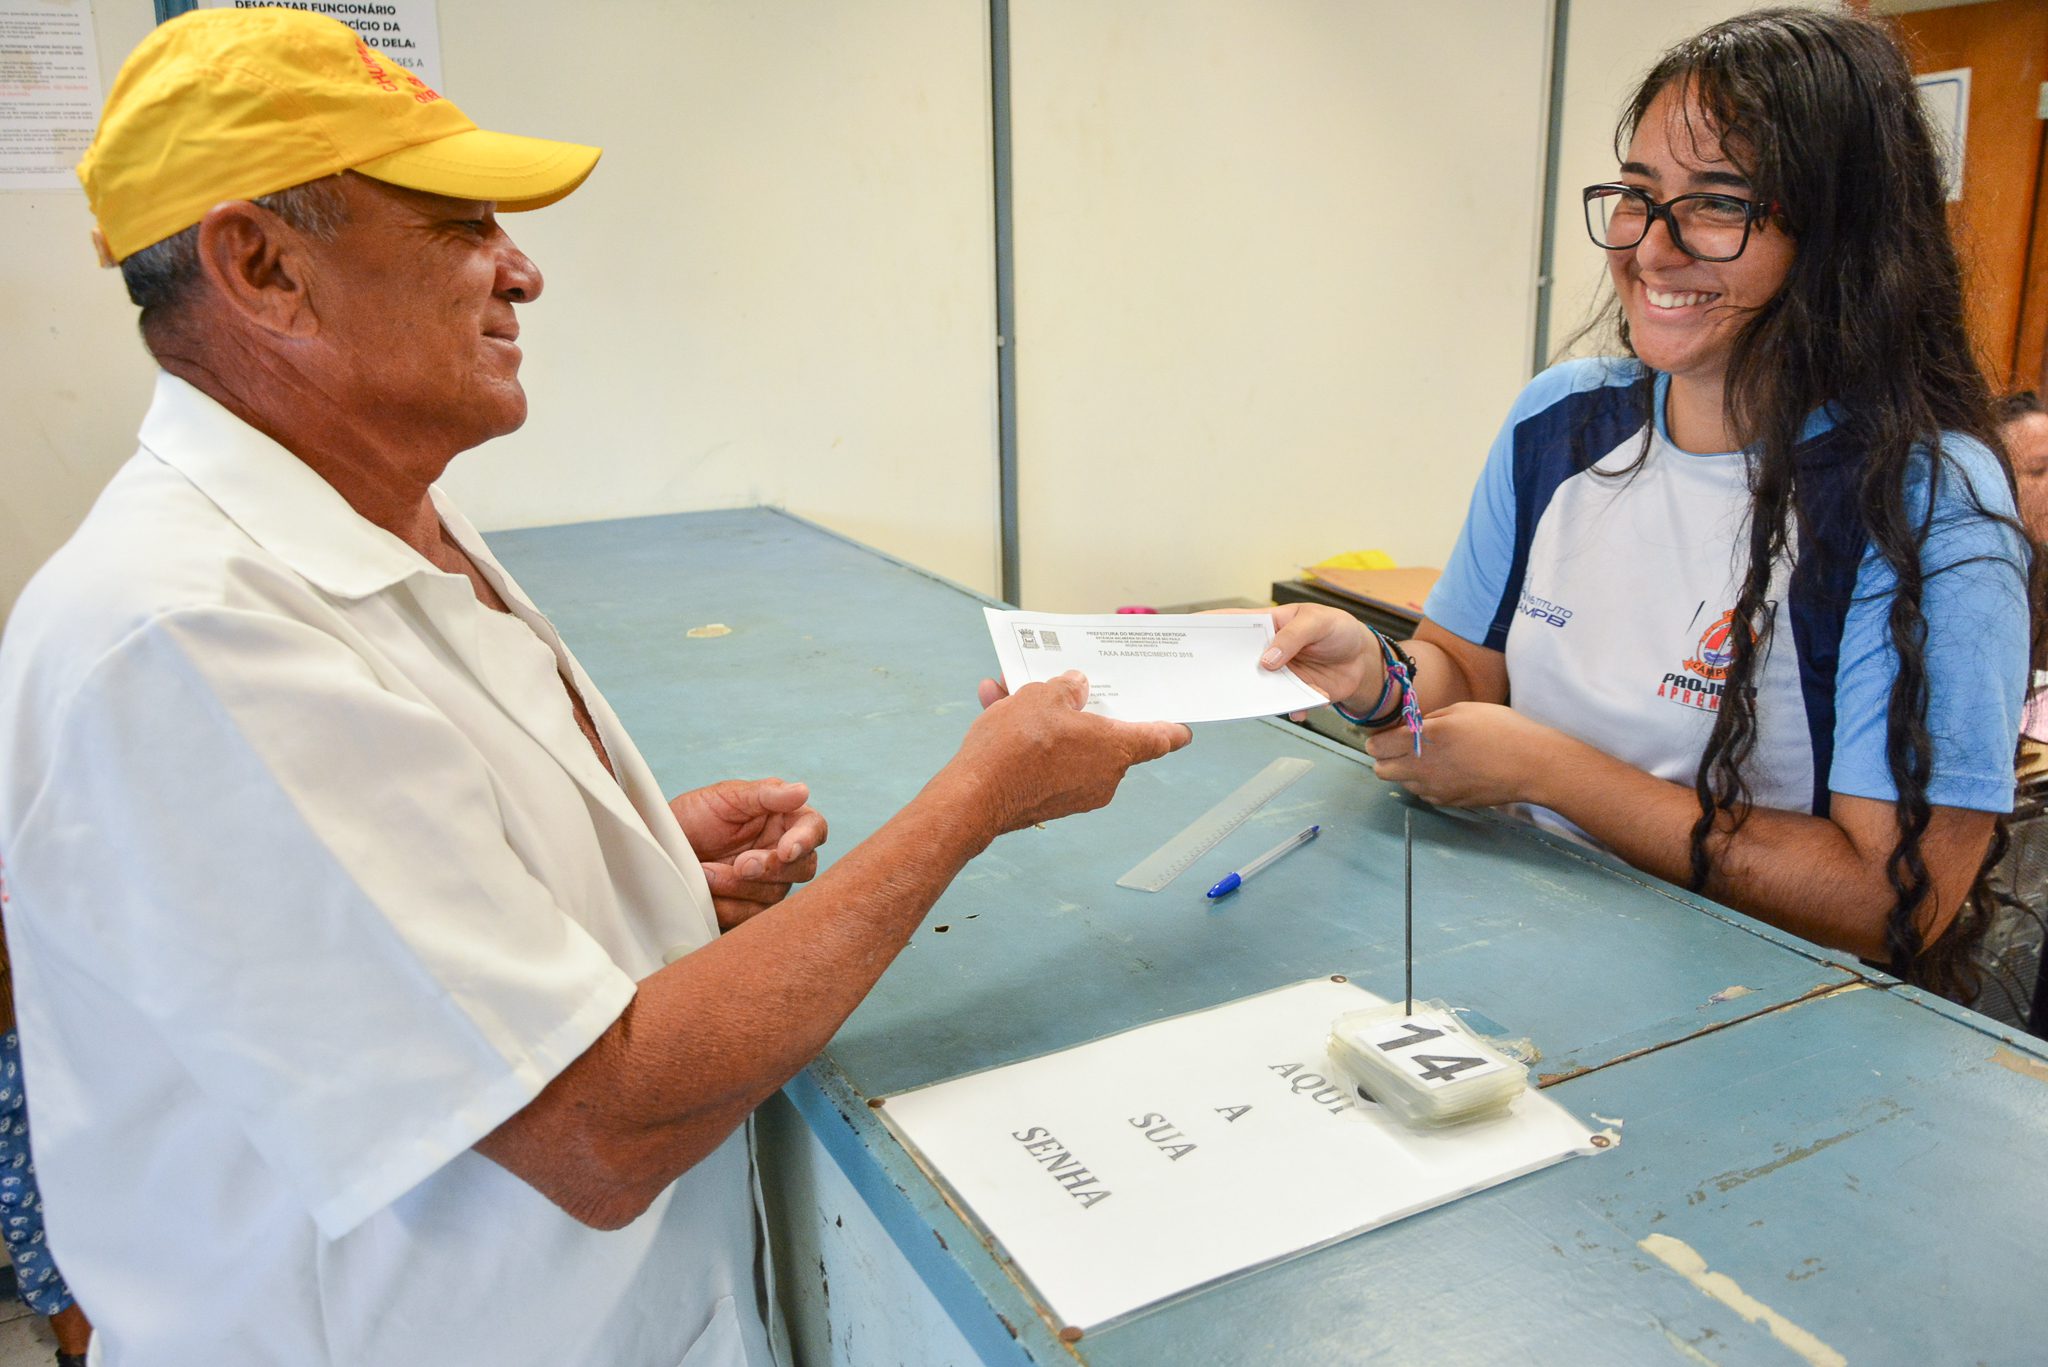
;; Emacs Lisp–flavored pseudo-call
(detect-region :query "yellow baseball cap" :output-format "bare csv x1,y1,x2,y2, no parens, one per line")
78,7,601,264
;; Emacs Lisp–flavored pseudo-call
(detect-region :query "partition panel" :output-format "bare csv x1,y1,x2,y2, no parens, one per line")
1009,1,1551,611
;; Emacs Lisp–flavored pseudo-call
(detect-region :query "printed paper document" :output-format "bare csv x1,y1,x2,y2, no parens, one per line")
0,1,103,190
983,609,1328,724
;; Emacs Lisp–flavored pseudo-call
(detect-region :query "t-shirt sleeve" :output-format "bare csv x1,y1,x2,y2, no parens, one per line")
15,606,638,1238
1830,439,2031,812
1423,402,1521,647
1424,358,1634,648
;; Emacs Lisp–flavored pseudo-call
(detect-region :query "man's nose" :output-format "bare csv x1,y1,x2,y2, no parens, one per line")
497,237,544,303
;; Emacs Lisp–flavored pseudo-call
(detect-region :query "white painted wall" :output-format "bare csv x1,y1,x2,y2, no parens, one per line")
0,2,158,623
1007,0,1552,611
0,0,1001,615
2,1,1839,622
431,0,1001,596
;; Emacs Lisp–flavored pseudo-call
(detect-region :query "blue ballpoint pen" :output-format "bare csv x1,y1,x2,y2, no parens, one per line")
1206,825,1320,899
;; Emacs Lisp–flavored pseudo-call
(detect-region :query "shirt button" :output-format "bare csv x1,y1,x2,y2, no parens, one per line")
662,944,693,966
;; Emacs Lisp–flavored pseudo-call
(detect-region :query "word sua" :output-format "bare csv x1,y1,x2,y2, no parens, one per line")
1128,1111,1197,1161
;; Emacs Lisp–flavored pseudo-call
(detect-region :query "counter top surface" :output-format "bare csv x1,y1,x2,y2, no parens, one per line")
489,507,2047,1365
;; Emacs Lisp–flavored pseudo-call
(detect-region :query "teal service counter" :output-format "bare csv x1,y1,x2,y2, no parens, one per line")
488,507,2048,1367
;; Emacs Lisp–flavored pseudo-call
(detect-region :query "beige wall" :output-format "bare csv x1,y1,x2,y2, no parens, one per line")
2,1,1837,621
1,2,158,623
1008,0,1551,610
430,1,1001,595
0,0,1000,615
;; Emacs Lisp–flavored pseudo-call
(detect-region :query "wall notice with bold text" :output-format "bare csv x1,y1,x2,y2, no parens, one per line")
199,0,442,90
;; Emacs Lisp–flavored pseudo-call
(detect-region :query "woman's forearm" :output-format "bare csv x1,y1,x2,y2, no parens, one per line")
1529,734,1991,961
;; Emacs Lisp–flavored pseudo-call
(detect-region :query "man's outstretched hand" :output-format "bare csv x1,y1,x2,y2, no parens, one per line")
950,671,1191,836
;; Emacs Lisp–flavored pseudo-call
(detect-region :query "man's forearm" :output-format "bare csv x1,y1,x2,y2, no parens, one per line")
480,765,1002,1227
482,673,1188,1227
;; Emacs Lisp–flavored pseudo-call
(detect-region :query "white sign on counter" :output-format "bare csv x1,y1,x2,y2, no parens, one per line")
877,977,1606,1332
201,0,443,91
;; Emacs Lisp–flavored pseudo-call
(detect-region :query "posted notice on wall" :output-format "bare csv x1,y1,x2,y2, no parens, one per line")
1914,67,1969,203
201,0,443,91
877,978,1607,1331
0,0,102,190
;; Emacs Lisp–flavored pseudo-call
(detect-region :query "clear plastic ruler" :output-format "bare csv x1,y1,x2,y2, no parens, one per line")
1116,757,1314,892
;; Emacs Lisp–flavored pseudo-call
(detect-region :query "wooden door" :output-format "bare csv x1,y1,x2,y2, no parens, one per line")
1888,0,2048,392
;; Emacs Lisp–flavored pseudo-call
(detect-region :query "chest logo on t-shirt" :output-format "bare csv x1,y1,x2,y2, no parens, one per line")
1516,587,1574,628
1655,601,1773,712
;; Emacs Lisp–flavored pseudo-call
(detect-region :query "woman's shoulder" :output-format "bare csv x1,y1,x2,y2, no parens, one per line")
1506,356,1647,425
1906,431,2018,522
1841,430,2028,580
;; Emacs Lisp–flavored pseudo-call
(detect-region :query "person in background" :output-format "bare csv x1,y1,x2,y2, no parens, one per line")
0,11,1185,1363
0,912,89,1367
1997,390,2048,543
1994,391,2048,1040
1264,7,2039,997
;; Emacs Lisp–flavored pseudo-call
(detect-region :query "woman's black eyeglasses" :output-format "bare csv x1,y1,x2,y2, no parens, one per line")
1582,183,1776,262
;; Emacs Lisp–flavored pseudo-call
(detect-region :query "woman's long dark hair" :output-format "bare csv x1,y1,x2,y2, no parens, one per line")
1595,9,2044,996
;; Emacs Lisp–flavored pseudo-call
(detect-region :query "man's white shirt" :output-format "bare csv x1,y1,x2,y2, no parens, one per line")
0,374,773,1365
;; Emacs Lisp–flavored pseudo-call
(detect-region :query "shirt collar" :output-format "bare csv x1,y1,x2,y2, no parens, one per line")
1650,370,1843,455
138,371,441,601
1798,402,1842,445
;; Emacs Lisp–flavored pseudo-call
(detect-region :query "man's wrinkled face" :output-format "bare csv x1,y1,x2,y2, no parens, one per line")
299,175,543,460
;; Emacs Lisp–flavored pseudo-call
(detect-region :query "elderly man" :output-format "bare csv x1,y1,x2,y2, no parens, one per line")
0,11,1187,1364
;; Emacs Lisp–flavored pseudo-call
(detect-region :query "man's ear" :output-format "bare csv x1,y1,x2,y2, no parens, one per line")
191,201,321,339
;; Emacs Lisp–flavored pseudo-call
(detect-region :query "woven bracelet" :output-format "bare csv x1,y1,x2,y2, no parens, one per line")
1330,629,1415,728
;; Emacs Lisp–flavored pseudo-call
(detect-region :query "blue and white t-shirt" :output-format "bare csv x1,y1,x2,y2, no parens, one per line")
1425,358,2029,838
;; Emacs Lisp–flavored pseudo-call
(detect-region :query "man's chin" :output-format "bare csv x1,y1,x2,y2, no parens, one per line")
483,389,530,440
444,399,529,459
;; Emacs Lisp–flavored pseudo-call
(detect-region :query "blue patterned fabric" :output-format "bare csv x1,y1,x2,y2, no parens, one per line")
0,1030,74,1318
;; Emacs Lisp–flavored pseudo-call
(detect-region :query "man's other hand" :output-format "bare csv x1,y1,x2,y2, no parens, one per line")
669,779,829,930
950,671,1190,835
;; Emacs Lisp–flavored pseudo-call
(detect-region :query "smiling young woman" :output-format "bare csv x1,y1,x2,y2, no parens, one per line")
1585,79,1798,454
1267,7,2045,997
